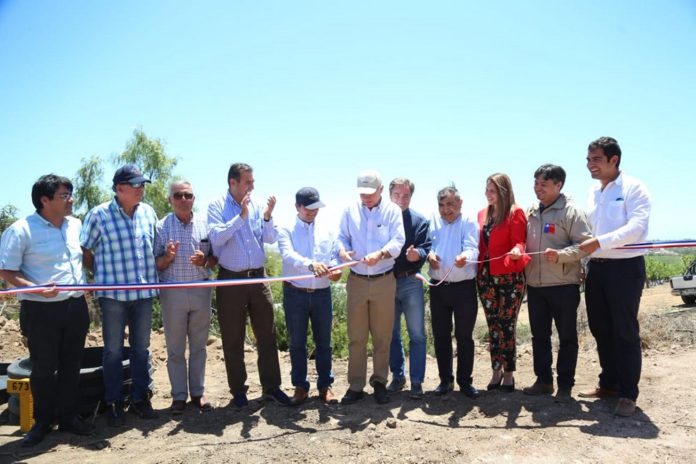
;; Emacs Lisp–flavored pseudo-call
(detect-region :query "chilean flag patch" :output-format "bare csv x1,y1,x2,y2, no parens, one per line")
543,223,556,234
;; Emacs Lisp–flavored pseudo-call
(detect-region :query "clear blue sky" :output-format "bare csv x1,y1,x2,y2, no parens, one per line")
1,1,694,239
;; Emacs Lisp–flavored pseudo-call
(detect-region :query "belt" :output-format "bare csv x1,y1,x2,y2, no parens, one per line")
430,279,469,286
394,269,418,278
283,282,328,293
350,269,393,279
220,267,264,278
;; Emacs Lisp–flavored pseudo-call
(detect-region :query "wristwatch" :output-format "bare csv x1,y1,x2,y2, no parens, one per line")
308,263,315,273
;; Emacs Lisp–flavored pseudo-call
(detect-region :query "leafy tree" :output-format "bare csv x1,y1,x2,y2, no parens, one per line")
113,128,179,218
73,155,110,218
0,204,19,234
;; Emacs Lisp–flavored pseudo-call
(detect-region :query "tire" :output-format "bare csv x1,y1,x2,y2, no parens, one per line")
6,346,154,416
682,295,696,305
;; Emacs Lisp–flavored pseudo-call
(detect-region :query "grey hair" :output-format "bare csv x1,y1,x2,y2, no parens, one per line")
437,184,460,202
169,180,193,196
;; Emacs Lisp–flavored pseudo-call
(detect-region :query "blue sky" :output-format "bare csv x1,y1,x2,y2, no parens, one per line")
1,1,694,239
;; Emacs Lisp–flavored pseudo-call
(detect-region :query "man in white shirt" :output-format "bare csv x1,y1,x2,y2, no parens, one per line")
427,185,481,399
578,137,651,417
338,170,406,405
278,187,341,405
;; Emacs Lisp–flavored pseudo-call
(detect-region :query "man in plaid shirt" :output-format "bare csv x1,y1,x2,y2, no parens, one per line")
155,181,217,414
81,164,159,426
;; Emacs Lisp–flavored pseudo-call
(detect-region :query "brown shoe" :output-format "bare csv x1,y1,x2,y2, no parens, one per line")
578,386,618,398
614,398,636,417
190,395,213,412
170,400,186,415
290,387,308,406
522,381,554,396
319,387,338,405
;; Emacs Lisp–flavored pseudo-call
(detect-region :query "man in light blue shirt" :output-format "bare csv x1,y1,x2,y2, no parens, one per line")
338,170,405,405
81,164,159,426
0,174,92,446
208,162,290,407
278,187,341,405
427,185,481,399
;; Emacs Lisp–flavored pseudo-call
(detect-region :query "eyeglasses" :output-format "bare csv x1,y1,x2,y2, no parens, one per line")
56,192,73,200
172,192,194,200
120,182,146,189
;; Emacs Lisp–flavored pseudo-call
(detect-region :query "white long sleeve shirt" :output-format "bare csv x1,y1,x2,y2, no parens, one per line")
587,172,651,259
428,214,479,282
278,217,338,289
338,198,405,276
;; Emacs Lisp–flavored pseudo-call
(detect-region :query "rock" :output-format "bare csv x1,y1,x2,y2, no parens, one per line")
386,418,397,429
207,336,219,346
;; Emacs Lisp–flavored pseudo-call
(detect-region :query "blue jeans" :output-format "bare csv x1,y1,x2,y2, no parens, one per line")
282,285,334,392
99,297,153,404
389,275,426,385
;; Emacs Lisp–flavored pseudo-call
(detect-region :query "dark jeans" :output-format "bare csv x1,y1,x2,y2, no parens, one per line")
430,279,478,387
100,297,153,404
585,256,645,401
283,285,334,392
216,267,281,394
527,284,580,389
21,296,89,424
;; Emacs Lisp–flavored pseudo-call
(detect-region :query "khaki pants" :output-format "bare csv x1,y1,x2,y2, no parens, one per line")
346,272,397,391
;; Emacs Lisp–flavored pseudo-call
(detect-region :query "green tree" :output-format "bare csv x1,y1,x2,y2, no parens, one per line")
114,128,179,218
73,155,110,218
0,204,19,234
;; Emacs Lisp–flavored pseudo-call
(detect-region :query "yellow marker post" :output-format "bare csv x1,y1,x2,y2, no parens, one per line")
7,378,34,432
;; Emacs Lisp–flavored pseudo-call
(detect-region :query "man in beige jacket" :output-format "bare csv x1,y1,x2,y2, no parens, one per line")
523,164,592,402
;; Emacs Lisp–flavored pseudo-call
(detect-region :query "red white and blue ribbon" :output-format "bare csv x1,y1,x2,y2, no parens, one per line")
2,240,694,296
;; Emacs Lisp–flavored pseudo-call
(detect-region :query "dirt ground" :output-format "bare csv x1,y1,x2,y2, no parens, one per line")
1,283,695,463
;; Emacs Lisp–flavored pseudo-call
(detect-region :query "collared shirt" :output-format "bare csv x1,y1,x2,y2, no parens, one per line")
278,217,338,289
207,191,278,271
586,172,651,259
428,214,479,282
338,198,405,276
80,198,159,301
393,208,431,276
154,212,212,282
0,213,85,302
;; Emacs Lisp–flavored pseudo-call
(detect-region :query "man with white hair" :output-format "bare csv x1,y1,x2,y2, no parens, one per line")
155,181,217,414
338,170,406,405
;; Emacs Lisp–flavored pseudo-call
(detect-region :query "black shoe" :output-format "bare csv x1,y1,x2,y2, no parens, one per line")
21,423,52,447
59,416,95,436
264,388,291,406
107,402,126,427
501,378,515,393
409,383,424,400
433,381,454,396
487,375,504,391
460,384,480,399
130,399,158,419
373,382,390,404
340,389,365,405
386,377,406,393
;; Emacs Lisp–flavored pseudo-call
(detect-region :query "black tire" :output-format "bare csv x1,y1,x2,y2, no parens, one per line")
682,295,696,305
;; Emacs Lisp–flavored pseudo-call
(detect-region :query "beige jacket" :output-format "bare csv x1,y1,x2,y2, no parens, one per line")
525,194,592,287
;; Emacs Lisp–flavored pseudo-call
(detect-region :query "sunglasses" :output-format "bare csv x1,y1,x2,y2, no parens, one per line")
120,182,146,189
172,192,194,200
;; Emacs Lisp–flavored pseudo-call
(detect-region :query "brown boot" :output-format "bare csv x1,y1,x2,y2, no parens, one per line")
578,386,618,398
522,381,554,396
290,387,308,406
319,387,337,404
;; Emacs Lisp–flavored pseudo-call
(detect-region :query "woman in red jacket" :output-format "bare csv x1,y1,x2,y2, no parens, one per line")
477,173,529,393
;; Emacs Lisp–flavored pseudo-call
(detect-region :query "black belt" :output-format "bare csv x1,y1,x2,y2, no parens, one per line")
430,279,469,286
350,269,393,279
220,267,264,277
590,257,643,264
283,282,328,293
394,269,418,278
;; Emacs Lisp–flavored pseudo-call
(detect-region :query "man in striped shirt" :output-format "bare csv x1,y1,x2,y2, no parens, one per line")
155,181,217,414
81,164,159,426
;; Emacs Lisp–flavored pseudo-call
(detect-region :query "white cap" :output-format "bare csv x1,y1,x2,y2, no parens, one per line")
356,169,382,194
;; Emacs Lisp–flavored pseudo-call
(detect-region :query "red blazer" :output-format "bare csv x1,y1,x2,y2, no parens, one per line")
477,207,529,275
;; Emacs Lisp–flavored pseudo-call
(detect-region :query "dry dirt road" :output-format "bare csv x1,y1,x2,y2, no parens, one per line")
1,283,695,463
